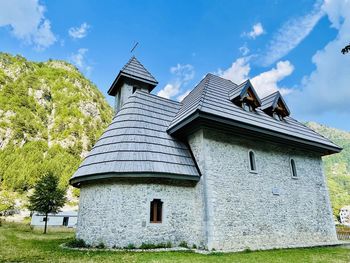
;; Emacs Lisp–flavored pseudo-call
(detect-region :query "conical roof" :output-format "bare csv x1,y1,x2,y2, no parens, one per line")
108,56,158,96
70,90,200,186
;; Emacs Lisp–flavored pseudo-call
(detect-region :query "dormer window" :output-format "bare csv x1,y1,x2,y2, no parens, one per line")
229,80,262,112
261,91,290,120
242,102,253,112
273,112,283,121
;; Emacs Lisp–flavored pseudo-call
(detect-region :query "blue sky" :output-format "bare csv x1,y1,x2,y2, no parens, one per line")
0,0,349,130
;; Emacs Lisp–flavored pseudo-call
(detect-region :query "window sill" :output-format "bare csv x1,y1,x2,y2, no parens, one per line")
291,176,298,180
249,170,258,174
150,221,162,224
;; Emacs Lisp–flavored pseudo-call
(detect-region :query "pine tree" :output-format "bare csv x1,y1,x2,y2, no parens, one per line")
27,172,66,234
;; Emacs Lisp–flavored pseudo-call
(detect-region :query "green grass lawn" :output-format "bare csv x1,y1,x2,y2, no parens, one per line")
0,222,349,263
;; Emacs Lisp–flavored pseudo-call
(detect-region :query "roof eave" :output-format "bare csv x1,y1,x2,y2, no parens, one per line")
107,72,158,96
168,110,342,155
167,110,201,135
70,172,200,187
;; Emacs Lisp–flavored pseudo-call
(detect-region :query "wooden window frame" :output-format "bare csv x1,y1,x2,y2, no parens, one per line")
150,199,163,223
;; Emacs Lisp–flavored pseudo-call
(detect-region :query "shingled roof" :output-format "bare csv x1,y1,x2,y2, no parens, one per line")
108,56,158,96
70,90,200,186
228,79,261,108
168,73,341,154
261,91,290,117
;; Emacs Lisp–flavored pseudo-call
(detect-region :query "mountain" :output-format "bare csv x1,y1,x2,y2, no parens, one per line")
0,53,113,192
306,122,350,216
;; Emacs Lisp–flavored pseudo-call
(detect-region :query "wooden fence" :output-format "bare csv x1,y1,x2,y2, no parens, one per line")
336,227,350,240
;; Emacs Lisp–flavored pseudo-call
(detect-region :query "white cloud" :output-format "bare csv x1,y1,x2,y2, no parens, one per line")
70,48,92,75
251,61,294,97
288,0,350,117
239,44,250,56
170,64,195,83
68,22,90,39
217,57,294,98
157,83,181,99
244,23,265,39
158,64,195,100
216,57,250,84
260,2,324,66
177,90,191,101
0,0,56,49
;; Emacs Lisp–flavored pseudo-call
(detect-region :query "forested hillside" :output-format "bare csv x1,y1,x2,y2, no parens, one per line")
306,122,350,216
0,53,113,192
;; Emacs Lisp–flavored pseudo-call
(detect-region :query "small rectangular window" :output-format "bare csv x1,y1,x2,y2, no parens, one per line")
150,199,163,223
291,159,298,178
249,150,257,172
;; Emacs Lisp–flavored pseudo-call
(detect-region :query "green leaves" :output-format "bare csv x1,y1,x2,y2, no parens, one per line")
0,190,16,214
0,52,113,193
27,172,66,215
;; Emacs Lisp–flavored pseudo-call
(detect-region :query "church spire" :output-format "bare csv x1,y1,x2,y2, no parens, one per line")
107,56,158,96
107,56,158,112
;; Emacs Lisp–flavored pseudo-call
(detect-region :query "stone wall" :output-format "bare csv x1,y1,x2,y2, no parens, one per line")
77,178,205,248
188,128,338,251
77,127,337,251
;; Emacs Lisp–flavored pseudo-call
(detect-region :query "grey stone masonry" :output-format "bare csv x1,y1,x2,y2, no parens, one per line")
77,178,205,248
187,128,338,251
76,126,337,251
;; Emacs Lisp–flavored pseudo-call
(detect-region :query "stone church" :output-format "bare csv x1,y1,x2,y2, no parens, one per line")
70,56,341,251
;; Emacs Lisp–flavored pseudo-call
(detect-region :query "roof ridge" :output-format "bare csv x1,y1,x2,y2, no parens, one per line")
261,91,279,100
198,74,211,111
179,75,207,103
207,72,239,86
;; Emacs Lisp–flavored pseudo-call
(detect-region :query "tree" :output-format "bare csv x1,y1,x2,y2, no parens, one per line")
0,190,16,216
27,172,66,234
341,43,350,54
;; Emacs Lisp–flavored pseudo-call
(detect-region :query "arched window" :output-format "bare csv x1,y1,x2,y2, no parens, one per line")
291,159,297,178
150,199,163,223
248,150,256,172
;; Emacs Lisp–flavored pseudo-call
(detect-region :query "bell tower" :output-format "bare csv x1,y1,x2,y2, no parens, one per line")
107,56,158,112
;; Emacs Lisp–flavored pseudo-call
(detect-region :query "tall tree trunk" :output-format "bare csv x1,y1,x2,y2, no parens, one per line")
44,213,48,234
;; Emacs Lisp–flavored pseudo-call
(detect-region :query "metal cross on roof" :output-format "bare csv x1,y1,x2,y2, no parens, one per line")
130,41,139,53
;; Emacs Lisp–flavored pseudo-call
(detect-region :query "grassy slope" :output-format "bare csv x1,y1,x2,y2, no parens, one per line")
306,122,350,216
0,223,349,263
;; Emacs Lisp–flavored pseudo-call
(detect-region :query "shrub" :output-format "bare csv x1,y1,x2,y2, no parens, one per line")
126,243,135,249
96,242,105,249
139,242,172,249
166,241,172,248
243,247,252,253
65,238,89,248
192,244,197,249
179,241,188,248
